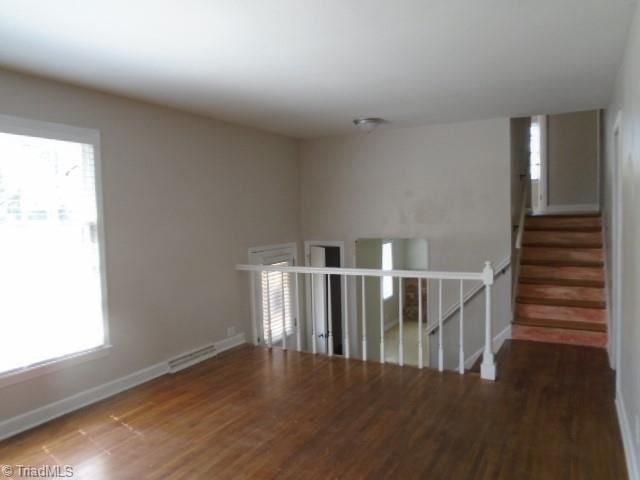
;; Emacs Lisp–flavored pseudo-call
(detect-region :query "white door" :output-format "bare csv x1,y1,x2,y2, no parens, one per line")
309,246,328,354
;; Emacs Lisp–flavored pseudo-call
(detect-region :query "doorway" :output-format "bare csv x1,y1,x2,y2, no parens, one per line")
530,115,548,214
305,241,344,355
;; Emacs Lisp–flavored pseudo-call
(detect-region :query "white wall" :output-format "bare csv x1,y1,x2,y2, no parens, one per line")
510,117,530,225
604,2,640,477
547,110,599,207
0,68,300,421
299,118,512,363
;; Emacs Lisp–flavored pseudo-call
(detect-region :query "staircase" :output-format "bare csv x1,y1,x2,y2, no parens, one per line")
512,214,608,348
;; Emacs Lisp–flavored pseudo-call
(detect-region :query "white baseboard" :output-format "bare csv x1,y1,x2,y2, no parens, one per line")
464,324,512,370
215,332,246,353
543,203,599,214
0,361,169,442
616,389,640,480
0,332,246,442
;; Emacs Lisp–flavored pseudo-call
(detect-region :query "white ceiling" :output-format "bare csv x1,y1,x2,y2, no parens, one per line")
0,0,636,138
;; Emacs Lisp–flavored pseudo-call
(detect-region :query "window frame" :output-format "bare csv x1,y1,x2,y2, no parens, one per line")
0,113,111,388
248,243,298,346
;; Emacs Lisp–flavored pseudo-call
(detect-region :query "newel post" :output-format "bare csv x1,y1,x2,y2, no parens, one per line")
480,261,496,381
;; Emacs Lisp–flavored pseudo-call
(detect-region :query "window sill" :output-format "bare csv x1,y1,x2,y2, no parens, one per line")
0,345,112,389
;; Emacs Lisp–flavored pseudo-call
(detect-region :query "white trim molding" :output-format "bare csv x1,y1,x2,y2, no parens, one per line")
0,333,246,442
0,345,112,389
542,204,600,214
617,389,640,480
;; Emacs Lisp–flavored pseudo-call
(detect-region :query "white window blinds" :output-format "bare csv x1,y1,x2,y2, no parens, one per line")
261,261,294,344
0,130,106,375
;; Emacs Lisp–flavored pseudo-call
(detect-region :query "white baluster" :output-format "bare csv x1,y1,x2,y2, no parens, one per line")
480,262,496,380
418,278,423,369
249,271,258,346
310,274,317,354
281,272,287,351
295,273,301,351
459,280,464,374
398,277,403,367
343,275,350,358
380,276,385,364
327,274,333,357
266,273,273,349
438,278,443,372
361,275,367,361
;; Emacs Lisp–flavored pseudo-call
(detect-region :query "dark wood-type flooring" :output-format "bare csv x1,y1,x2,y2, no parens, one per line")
0,340,627,479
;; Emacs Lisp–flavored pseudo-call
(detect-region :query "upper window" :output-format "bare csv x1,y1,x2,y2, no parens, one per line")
0,115,107,376
530,118,541,181
382,241,393,299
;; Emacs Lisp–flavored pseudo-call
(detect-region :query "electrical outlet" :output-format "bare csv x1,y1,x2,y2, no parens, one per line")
227,326,237,338
635,414,639,446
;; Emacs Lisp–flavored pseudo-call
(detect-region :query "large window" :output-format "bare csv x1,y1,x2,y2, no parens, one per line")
0,116,107,376
382,241,393,299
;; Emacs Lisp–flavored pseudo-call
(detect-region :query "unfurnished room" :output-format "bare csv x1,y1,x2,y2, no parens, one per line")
0,1,639,479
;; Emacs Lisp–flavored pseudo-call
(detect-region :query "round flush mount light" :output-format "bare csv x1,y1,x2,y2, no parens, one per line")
353,117,386,134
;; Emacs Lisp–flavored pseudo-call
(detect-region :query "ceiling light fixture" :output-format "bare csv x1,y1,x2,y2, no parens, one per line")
353,117,386,134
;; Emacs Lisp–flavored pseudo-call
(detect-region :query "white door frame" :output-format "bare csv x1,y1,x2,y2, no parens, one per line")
538,114,549,213
248,242,299,346
611,112,623,378
304,240,346,354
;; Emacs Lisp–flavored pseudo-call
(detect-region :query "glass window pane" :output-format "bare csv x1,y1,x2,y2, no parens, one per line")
0,131,105,374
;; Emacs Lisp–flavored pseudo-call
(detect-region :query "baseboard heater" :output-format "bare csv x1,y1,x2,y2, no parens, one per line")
167,343,217,373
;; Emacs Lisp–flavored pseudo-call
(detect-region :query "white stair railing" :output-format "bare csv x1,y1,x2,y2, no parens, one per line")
236,262,496,380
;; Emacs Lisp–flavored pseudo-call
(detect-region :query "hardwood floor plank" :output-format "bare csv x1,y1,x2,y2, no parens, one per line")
0,342,628,479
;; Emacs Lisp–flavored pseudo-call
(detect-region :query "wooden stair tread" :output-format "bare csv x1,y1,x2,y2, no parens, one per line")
516,304,606,325
521,246,603,263
517,284,605,303
523,231,602,248
524,242,603,249
525,216,602,229
520,265,604,283
520,277,605,288
514,316,606,332
511,325,607,348
526,213,601,218
525,226,601,232
517,297,606,309
521,259,604,268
